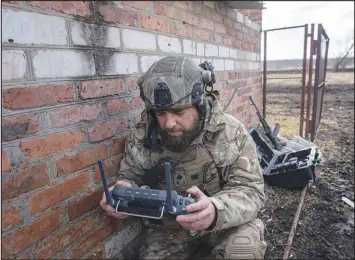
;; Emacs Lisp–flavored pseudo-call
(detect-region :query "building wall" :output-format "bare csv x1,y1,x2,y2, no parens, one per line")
1,1,263,259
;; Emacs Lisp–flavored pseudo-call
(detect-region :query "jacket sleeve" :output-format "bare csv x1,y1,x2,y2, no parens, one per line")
208,125,266,232
115,130,149,187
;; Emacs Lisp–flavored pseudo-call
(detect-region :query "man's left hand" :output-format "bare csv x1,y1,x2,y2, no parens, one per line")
176,186,216,231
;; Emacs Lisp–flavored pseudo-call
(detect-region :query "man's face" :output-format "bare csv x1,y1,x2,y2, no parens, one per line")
155,106,201,152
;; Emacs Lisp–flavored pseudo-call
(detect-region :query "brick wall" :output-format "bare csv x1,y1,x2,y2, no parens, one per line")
1,1,263,259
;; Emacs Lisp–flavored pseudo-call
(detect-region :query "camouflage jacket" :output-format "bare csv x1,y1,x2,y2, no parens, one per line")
116,95,265,238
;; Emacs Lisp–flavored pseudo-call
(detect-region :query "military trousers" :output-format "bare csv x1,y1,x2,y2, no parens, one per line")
139,218,267,259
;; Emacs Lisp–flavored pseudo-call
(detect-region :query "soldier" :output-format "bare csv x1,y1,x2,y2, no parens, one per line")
100,56,267,259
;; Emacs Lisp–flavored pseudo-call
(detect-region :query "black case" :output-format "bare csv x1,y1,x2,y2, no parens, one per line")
249,127,323,190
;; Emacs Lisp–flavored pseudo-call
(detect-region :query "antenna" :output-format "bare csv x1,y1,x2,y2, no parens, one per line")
98,160,114,205
163,160,173,213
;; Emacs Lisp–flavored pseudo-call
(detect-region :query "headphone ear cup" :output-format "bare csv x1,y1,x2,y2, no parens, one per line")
201,70,212,83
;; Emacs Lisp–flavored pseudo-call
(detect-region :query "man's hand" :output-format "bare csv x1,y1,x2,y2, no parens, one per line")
100,180,132,219
176,186,216,231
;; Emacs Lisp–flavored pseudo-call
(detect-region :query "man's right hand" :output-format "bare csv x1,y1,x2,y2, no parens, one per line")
100,180,132,219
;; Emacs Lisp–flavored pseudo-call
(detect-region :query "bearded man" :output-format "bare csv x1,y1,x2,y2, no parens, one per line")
100,56,267,259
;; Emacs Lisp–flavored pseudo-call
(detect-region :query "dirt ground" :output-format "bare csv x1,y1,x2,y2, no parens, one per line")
259,71,354,259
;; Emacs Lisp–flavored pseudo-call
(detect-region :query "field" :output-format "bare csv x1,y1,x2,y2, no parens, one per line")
259,71,354,259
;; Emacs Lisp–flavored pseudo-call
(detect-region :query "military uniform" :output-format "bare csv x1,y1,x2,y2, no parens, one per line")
115,57,267,259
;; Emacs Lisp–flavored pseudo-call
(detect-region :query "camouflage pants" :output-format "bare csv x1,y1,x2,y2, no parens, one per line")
139,218,267,259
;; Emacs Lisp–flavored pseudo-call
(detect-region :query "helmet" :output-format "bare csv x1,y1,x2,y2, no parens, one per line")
137,56,213,111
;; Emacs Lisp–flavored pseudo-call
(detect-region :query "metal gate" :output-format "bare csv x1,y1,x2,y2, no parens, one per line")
263,24,329,141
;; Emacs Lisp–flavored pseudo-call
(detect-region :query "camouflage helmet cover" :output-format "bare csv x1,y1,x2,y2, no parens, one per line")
137,56,210,111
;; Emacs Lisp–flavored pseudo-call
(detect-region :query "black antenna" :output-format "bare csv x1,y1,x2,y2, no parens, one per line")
98,160,114,205
163,160,173,213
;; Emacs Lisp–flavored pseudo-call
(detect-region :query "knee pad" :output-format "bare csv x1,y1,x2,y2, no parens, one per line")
224,219,267,259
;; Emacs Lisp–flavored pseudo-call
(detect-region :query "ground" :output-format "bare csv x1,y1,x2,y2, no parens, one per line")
259,71,354,259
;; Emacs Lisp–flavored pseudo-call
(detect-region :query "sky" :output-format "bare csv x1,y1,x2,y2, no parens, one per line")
261,1,354,60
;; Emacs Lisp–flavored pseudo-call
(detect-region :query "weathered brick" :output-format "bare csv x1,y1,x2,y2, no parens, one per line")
2,50,27,81
20,131,85,159
88,119,130,143
216,2,227,15
122,29,156,50
87,245,105,259
2,164,50,200
3,85,74,110
194,29,211,41
99,5,138,27
126,77,138,92
2,114,40,142
203,6,222,23
140,56,161,73
141,15,169,33
79,79,124,100
33,50,95,79
223,36,233,47
234,21,242,31
29,172,90,215
172,1,194,12
68,189,103,221
200,18,214,31
71,219,117,259
223,17,234,28
232,39,242,49
97,52,139,75
1,206,22,230
1,208,63,258
120,1,153,12
171,22,193,38
2,150,10,172
28,1,91,16
71,22,121,48
34,215,93,259
158,35,182,54
93,157,121,183
56,145,109,176
107,96,144,116
192,1,202,15
181,12,200,27
2,9,67,45
215,23,227,34
112,136,127,155
210,33,223,45
156,3,181,20
48,103,102,128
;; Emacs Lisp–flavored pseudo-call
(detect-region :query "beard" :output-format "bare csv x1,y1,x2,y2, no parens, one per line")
158,119,202,153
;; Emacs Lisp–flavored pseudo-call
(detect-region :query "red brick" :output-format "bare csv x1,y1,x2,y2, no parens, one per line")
112,137,127,155
88,119,130,143
56,145,108,176
182,12,200,27
29,172,90,215
215,23,227,34
79,79,124,99
3,85,74,110
234,21,243,31
2,150,10,172
223,36,233,46
200,18,214,31
34,215,93,259
210,33,223,45
93,157,121,183
171,22,193,38
203,6,223,23
1,208,63,258
28,1,91,16
1,206,22,230
107,96,144,116
127,77,138,93
241,42,252,52
141,15,169,33
2,114,40,142
192,1,202,15
17,253,31,259
2,1,22,4
20,131,85,159
195,29,211,41
2,164,50,200
120,1,153,12
68,188,103,220
172,1,194,12
99,5,138,27
48,104,102,128
156,3,181,21
232,39,242,49
71,219,117,259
